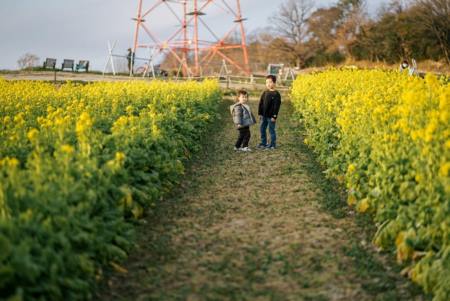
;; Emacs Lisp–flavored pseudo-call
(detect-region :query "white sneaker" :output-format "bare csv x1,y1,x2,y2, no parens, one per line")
241,147,251,152
234,146,240,151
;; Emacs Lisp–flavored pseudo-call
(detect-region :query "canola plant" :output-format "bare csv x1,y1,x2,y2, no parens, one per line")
292,69,449,301
0,79,220,300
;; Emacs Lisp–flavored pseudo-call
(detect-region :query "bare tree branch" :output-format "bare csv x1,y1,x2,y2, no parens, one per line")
17,53,40,70
414,0,450,64
268,0,315,67
270,0,314,44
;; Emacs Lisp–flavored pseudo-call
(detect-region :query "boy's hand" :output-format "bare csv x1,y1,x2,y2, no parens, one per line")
259,115,263,121
271,118,276,123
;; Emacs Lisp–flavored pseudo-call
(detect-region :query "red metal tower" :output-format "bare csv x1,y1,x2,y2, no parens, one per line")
131,0,251,76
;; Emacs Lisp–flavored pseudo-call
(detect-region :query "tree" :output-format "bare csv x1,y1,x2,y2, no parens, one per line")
414,0,450,64
306,6,347,65
352,12,406,63
270,0,315,68
333,0,368,59
308,7,341,52
351,0,449,64
17,53,40,70
247,31,289,72
249,0,448,69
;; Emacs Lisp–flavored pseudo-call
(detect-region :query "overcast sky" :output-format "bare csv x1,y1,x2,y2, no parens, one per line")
0,0,387,71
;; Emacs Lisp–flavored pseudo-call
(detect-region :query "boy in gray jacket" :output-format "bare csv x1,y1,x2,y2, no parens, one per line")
230,90,256,152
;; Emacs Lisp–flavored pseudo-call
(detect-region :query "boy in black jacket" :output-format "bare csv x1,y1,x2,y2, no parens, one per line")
258,75,281,149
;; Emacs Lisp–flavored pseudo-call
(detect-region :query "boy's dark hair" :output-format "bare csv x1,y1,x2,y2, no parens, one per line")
237,89,248,97
266,74,277,83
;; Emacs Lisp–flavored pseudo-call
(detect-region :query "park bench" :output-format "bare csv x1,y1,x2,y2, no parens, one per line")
76,60,89,72
61,59,74,71
43,58,57,69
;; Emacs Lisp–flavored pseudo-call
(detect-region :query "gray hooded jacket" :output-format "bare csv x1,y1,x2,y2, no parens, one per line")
230,103,256,128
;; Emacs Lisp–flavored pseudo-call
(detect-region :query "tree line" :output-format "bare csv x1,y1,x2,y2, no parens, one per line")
248,0,449,69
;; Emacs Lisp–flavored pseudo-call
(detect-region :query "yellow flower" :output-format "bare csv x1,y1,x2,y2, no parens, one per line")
347,194,357,206
126,105,134,115
54,117,65,126
347,164,356,173
27,128,39,142
395,230,416,263
8,158,19,168
115,152,126,163
357,198,369,213
415,174,423,183
76,112,93,136
439,162,450,177
60,144,74,154
425,73,439,88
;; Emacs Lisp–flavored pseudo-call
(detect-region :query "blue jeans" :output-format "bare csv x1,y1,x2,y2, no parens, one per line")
260,116,276,147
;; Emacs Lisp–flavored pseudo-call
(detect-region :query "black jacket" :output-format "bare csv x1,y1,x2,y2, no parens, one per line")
258,90,281,119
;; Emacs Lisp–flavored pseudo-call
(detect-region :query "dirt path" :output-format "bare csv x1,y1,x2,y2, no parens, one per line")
98,97,425,301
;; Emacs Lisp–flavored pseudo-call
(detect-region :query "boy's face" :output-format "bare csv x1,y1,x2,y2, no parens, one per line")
238,94,248,103
266,78,275,90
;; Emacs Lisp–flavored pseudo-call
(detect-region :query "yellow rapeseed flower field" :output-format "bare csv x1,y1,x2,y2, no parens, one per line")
0,78,220,300
292,69,449,301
